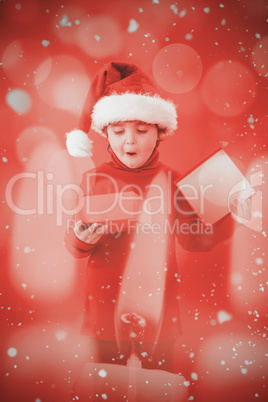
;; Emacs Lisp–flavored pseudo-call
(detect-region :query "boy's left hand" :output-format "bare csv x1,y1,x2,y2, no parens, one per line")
229,197,252,223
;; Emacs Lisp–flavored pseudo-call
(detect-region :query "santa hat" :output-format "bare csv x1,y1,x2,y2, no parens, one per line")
66,61,177,157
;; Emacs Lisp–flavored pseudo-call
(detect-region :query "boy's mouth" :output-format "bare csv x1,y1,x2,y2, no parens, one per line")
126,152,137,156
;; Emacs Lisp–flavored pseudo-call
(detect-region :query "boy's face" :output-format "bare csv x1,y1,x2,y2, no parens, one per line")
106,121,158,169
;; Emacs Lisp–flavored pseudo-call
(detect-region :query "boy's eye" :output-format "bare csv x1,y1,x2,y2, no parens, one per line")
114,129,124,134
137,127,148,133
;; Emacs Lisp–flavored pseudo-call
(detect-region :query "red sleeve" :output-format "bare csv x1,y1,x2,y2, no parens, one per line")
64,227,96,259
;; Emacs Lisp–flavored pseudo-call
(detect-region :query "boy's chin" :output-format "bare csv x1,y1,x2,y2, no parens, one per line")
125,162,140,169
122,157,143,169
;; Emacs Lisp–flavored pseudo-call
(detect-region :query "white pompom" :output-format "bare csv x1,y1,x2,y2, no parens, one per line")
66,129,93,158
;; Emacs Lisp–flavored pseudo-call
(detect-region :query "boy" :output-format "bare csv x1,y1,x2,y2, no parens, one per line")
64,61,249,373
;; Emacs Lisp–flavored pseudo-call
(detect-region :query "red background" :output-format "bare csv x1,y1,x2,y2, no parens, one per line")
0,0,267,401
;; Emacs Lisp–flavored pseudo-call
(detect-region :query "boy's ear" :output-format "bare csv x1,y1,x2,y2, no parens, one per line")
158,128,166,139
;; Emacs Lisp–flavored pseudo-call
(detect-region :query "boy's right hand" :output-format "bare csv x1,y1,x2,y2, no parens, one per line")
74,221,107,244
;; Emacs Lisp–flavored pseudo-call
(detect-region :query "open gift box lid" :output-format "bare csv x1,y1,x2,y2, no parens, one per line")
72,361,188,401
175,148,255,225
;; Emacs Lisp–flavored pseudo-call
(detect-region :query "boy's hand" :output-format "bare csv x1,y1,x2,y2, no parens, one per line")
74,221,107,244
229,197,252,223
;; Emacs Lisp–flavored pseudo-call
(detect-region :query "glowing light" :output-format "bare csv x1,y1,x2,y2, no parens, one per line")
46,149,94,189
7,347,17,357
196,332,268,392
4,0,38,23
3,323,91,396
16,126,59,162
9,134,94,300
52,73,90,112
2,39,49,86
251,36,268,78
115,172,170,346
41,40,50,47
55,330,68,341
152,43,203,94
75,15,124,58
191,372,198,381
255,257,263,265
217,310,232,323
127,19,139,33
201,60,256,117
185,33,193,40
9,140,77,300
230,272,243,285
98,369,107,378
170,4,178,15
36,55,90,114
6,89,32,114
173,88,205,122
229,158,267,314
34,57,52,86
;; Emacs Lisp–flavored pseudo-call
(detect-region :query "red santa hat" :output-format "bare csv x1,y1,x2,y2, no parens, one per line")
66,61,177,157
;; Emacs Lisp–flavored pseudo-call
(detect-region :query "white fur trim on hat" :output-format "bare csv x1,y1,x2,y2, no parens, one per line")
66,129,93,158
91,93,177,134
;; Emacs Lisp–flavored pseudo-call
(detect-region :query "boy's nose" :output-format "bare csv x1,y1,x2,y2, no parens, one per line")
125,130,136,144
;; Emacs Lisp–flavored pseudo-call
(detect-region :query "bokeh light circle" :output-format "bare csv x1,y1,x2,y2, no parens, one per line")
6,89,32,114
2,38,49,86
36,55,90,114
229,157,268,313
196,332,268,391
75,15,124,58
201,60,256,117
16,126,59,162
7,347,17,357
46,149,95,189
152,43,203,94
4,0,39,24
52,73,90,112
34,57,52,86
251,36,268,78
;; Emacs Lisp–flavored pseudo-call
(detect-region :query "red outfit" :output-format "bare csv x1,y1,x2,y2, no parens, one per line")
64,149,234,343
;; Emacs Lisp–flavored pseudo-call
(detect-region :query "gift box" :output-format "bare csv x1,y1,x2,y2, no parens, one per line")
71,362,188,402
175,148,255,224
75,191,148,233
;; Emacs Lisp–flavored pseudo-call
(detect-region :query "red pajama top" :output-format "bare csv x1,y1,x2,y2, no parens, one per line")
64,149,234,343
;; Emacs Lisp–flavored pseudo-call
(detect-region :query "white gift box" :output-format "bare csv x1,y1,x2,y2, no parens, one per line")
71,362,188,401
175,148,255,224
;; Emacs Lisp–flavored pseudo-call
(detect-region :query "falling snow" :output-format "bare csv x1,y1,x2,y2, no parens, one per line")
7,348,17,357
98,369,107,378
1,1,267,401
127,19,139,33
